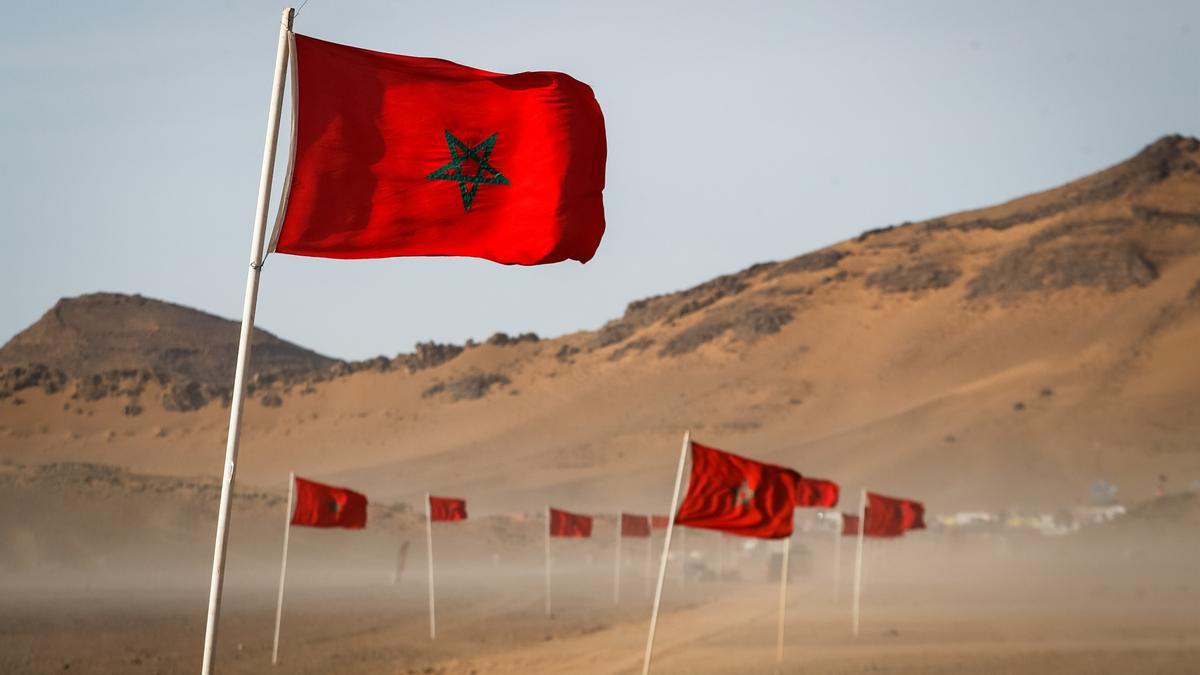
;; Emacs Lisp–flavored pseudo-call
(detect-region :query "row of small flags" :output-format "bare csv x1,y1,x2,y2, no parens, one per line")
272,434,926,671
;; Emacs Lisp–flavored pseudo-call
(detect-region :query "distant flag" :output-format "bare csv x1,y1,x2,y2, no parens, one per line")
429,496,468,522
674,441,802,539
290,476,368,529
864,492,925,537
270,34,607,265
274,473,369,664
650,515,671,528
851,490,926,639
621,513,652,538
424,494,467,640
549,508,594,537
797,477,840,508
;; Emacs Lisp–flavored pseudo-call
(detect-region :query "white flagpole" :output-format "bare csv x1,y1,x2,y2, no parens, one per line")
851,488,867,638
644,531,652,597
425,493,436,640
832,515,842,601
775,535,791,663
641,430,691,675
271,472,295,665
613,511,623,605
544,505,552,618
202,9,293,674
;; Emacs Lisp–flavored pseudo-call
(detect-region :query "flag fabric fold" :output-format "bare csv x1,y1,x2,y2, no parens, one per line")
271,34,607,265
841,513,860,536
291,476,368,529
620,513,651,538
864,492,926,537
797,477,840,508
549,508,593,537
429,496,468,522
674,441,802,539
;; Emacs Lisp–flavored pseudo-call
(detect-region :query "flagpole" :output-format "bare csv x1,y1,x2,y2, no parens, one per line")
716,533,724,588
613,511,623,605
544,505,552,618
271,472,295,665
641,430,691,675
391,538,405,585
832,515,842,601
425,493,436,640
201,9,294,674
851,488,866,638
775,535,791,664
644,531,652,598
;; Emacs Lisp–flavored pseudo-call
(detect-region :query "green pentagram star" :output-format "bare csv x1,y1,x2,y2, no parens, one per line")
426,130,510,211
734,481,756,506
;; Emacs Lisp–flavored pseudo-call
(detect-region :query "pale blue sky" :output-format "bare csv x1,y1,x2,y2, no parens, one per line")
2,1,1197,359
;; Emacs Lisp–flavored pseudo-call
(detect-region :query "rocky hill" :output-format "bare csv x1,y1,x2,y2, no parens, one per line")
2,135,1199,513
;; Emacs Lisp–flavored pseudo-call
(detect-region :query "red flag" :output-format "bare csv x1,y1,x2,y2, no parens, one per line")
549,508,593,537
674,441,802,539
864,492,926,537
841,513,860,536
620,513,651,538
271,34,606,265
797,477,840,508
429,496,467,522
650,515,670,529
290,476,368,529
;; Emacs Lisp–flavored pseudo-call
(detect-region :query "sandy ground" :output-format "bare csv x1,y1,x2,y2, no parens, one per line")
3,523,1197,675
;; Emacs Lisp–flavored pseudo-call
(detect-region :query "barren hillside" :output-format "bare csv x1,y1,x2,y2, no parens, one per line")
3,135,1200,514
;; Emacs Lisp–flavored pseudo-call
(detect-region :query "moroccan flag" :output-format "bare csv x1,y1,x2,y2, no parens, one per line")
429,496,468,522
290,476,368,529
549,508,593,537
620,513,651,538
650,515,670,529
864,492,926,537
797,477,840,508
270,34,606,265
674,441,802,539
841,513,860,536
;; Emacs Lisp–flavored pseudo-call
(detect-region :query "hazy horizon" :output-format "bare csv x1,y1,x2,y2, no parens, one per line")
3,1,1198,359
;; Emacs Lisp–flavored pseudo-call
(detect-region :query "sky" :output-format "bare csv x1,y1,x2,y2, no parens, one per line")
2,1,1197,360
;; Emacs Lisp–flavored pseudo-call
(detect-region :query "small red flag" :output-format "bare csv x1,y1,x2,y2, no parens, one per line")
864,492,926,537
650,515,670,529
290,476,368,529
620,513,651,538
797,477,840,508
549,508,593,537
272,34,606,265
674,441,802,539
841,513,860,536
429,496,467,522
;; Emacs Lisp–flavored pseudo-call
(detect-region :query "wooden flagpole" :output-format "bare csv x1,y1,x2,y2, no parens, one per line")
641,430,691,675
775,535,791,663
851,488,866,637
544,505,552,617
202,9,294,674
613,511,623,605
270,472,295,665
425,493,436,640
